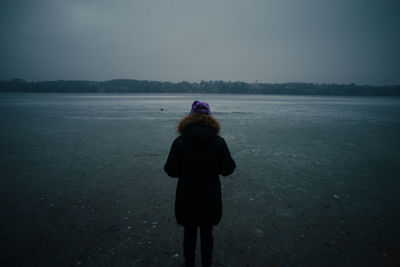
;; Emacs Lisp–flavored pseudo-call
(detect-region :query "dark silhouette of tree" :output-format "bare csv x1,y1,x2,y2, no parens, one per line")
0,78,398,96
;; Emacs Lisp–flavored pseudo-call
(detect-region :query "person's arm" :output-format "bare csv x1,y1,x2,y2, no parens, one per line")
164,138,181,178
218,138,236,176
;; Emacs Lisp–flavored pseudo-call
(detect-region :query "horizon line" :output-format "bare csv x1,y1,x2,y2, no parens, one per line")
3,78,399,87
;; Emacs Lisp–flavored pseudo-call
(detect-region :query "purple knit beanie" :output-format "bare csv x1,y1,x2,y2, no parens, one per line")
190,100,211,115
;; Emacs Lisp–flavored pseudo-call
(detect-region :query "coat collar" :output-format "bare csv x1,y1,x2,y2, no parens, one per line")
177,114,221,135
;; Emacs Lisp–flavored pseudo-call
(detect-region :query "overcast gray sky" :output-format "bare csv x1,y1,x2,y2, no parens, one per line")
0,0,399,85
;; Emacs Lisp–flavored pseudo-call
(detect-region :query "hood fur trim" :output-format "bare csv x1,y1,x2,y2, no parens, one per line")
177,114,221,135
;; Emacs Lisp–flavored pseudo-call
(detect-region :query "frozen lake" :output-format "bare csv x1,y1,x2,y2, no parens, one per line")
1,93,399,266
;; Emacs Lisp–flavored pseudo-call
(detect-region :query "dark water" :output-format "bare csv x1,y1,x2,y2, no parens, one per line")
1,93,399,266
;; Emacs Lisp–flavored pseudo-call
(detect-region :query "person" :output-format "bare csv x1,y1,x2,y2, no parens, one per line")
164,100,236,267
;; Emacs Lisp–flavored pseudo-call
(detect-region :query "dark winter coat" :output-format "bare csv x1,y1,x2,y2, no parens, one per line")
164,114,236,226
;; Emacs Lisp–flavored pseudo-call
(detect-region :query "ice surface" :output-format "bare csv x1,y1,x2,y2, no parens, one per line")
0,93,399,266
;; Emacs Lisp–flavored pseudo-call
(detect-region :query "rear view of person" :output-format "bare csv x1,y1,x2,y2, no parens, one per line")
164,100,236,267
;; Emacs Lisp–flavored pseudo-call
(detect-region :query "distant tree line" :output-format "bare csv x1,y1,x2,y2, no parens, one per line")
0,78,399,96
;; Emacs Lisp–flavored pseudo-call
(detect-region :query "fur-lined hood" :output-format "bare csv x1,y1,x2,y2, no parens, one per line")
177,114,221,135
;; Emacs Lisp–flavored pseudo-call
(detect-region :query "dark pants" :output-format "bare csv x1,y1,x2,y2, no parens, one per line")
183,225,213,267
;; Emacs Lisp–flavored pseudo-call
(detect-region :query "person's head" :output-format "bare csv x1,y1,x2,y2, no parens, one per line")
190,100,211,115
177,100,220,134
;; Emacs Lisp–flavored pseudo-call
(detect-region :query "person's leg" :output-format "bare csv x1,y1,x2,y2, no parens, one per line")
183,226,197,267
200,225,213,267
